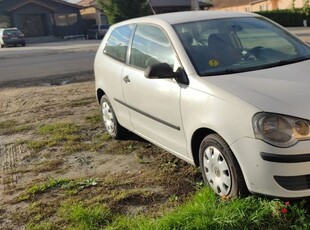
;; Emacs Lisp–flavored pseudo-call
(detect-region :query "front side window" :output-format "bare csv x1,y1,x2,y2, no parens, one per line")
103,25,134,62
174,17,310,76
130,24,175,70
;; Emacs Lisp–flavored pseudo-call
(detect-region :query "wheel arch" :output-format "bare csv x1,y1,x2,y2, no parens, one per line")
96,88,105,104
191,127,217,167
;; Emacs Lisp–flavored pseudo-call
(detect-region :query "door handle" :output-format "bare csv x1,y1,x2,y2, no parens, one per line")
123,75,131,83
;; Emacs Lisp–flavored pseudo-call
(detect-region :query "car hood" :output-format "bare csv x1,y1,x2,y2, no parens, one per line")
205,60,310,119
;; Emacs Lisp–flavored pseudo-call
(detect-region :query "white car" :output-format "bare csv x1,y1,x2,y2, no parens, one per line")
94,11,310,198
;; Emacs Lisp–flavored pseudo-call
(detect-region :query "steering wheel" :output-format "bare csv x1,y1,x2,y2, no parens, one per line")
243,46,263,60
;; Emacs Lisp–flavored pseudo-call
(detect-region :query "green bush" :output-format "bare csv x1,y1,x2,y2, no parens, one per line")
256,9,310,27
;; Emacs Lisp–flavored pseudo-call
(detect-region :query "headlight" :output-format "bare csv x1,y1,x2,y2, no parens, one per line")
253,113,310,148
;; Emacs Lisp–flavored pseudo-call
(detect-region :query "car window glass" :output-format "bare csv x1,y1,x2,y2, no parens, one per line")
130,24,175,70
174,17,310,76
4,30,20,36
104,25,134,63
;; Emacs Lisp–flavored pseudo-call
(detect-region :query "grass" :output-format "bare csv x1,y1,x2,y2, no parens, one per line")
0,120,31,134
27,120,110,154
18,178,98,202
107,188,310,230
86,114,102,125
38,123,79,137
24,187,310,230
58,203,112,230
69,97,95,108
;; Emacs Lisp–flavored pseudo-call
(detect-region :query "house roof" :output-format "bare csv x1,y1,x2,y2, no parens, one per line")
6,0,57,12
77,0,97,7
0,0,82,12
51,0,82,9
212,0,252,9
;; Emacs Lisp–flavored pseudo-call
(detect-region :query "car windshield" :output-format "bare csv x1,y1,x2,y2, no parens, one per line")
174,17,310,76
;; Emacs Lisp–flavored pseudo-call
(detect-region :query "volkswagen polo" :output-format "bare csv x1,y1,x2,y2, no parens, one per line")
94,11,310,198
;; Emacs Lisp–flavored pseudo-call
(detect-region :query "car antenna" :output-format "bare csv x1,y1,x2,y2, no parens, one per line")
147,0,156,15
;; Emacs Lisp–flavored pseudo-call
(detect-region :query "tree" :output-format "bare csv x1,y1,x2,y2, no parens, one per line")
97,0,151,24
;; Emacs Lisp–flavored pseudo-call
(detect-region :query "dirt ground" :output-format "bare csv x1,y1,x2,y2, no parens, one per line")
0,73,199,229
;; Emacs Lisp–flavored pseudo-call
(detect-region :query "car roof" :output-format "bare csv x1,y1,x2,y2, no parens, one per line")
115,10,257,26
2,28,19,31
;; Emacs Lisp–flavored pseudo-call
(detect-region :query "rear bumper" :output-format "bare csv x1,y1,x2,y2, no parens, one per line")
3,39,25,45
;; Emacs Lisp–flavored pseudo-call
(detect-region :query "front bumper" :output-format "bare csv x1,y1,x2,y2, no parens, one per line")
231,137,310,198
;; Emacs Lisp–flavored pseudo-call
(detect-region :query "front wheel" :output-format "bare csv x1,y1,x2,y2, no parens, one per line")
100,95,128,139
199,134,247,197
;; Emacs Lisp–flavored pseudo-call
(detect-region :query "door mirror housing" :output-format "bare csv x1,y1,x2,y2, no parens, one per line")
144,63,189,85
144,63,173,79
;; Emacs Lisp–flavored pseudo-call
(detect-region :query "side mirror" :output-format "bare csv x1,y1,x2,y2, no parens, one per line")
144,63,189,85
144,63,174,79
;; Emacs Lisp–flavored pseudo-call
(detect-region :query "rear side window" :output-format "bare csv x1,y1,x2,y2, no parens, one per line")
103,25,134,63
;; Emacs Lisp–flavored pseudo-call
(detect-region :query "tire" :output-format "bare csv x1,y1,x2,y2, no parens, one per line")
100,95,128,139
22,43,26,47
199,134,247,197
1,44,5,48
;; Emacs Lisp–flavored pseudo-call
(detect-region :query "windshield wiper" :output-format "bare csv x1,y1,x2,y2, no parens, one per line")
201,68,242,76
260,56,310,69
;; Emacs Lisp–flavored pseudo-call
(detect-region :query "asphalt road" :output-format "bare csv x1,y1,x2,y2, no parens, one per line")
0,39,100,85
0,28,309,86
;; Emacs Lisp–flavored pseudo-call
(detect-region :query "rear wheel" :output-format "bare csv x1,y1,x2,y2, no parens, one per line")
1,44,4,48
199,134,247,197
100,95,128,139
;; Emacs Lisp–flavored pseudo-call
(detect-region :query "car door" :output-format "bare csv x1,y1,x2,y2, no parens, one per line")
98,24,135,130
121,24,187,156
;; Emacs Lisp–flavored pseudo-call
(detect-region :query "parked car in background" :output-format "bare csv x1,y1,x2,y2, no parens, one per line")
94,11,310,198
85,24,110,40
0,27,25,48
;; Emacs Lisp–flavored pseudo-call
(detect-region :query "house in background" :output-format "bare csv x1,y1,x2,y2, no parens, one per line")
78,0,108,28
149,0,213,14
77,0,212,28
211,0,307,12
0,0,84,38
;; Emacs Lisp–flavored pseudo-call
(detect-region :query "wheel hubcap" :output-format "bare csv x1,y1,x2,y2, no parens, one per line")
101,102,115,134
203,146,231,196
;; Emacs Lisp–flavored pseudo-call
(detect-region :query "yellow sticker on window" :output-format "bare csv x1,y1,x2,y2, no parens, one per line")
209,59,219,67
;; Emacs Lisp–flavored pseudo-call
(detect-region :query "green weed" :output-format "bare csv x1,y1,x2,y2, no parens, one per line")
69,98,95,108
0,120,31,134
0,120,17,129
58,203,112,230
86,114,102,125
38,123,79,136
107,187,310,230
18,178,98,201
